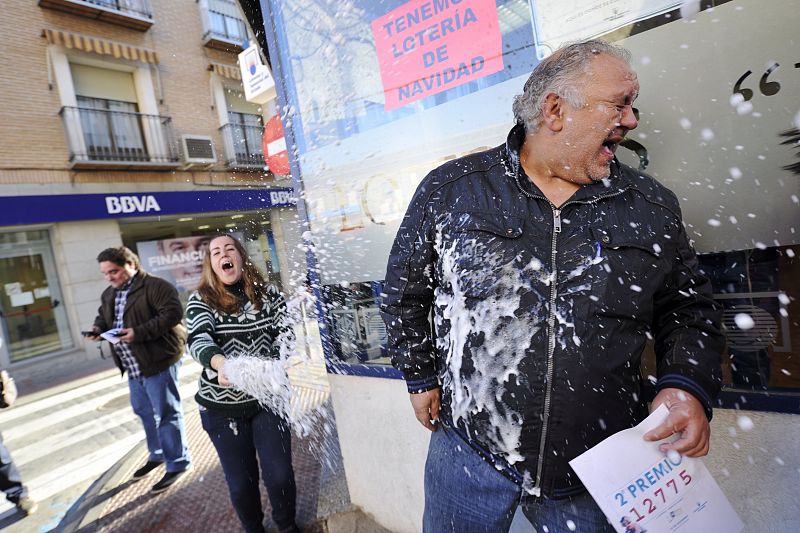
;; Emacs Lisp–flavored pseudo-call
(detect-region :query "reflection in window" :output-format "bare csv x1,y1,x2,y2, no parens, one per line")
698,246,798,391
322,282,388,364
271,0,537,153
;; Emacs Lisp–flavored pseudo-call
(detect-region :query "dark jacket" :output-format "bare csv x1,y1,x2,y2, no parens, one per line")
381,124,724,498
94,271,186,377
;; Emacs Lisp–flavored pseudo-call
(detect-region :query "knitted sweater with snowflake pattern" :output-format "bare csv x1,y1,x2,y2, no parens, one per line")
186,282,289,417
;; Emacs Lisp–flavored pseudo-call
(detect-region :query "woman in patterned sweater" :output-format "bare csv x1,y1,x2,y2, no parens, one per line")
187,234,298,533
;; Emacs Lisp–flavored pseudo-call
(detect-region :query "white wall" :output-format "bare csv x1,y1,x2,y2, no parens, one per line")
52,220,122,351
330,375,800,533
706,409,800,532
329,374,428,533
272,205,305,291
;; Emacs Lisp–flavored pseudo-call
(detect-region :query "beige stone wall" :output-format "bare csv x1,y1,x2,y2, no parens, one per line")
51,220,123,344
0,0,271,187
0,1,66,171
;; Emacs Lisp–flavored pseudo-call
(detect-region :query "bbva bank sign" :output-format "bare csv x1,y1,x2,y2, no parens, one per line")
105,195,161,214
0,189,297,226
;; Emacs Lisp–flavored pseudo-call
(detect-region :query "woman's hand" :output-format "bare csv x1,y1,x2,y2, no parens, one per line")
210,354,231,387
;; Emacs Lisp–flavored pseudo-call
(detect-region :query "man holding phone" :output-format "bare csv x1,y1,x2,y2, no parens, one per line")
89,246,192,493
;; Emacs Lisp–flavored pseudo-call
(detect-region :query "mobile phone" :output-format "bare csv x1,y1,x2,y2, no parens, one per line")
81,331,97,337
112,331,126,337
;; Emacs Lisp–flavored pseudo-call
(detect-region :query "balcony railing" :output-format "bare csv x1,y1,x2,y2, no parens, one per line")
201,0,248,52
59,106,179,168
220,122,265,169
39,0,154,30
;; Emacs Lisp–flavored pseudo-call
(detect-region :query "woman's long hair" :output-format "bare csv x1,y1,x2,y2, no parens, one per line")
196,234,269,314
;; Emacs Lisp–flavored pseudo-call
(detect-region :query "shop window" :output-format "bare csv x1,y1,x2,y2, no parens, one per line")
0,230,73,363
270,0,536,153
697,247,798,392
322,282,387,365
265,0,800,411
121,213,284,305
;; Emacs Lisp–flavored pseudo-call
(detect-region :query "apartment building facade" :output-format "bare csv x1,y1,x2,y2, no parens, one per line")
0,0,302,378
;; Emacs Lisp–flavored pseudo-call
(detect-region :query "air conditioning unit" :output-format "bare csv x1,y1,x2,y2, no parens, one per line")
180,135,217,166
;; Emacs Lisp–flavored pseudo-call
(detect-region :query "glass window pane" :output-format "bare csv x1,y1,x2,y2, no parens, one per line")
0,230,73,362
267,0,800,384
225,16,246,42
210,12,226,35
698,247,798,391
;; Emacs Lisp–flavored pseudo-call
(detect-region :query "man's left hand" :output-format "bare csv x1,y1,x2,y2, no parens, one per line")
117,328,135,343
643,387,710,457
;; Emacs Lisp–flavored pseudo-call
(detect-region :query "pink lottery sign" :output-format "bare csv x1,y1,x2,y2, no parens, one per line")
371,0,503,110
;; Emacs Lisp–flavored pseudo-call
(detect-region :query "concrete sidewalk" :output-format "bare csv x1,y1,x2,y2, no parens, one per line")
56,401,392,533
58,403,314,531
5,346,393,532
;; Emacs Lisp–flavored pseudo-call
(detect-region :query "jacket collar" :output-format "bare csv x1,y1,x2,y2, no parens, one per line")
126,270,147,294
504,124,634,204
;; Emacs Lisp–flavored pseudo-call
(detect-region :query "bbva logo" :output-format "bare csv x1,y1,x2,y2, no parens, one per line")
269,191,294,205
105,195,162,214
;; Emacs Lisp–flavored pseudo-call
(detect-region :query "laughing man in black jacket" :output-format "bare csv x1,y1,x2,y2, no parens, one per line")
381,40,723,533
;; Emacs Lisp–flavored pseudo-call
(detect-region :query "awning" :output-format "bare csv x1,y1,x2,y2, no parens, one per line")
208,62,241,80
42,28,158,64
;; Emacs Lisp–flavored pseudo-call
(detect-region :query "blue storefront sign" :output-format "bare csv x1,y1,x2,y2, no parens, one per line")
0,188,296,226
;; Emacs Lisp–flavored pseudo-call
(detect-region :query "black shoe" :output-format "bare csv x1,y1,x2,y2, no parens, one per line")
151,468,189,494
132,460,163,480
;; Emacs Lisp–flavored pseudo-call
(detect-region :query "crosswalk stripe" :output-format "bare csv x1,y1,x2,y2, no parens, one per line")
0,356,202,424
3,386,131,443
0,433,144,515
0,374,123,424
3,366,202,444
289,386,330,419
11,380,199,468
12,409,139,467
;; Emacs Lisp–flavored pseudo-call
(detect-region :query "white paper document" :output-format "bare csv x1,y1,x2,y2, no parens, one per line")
569,405,743,533
99,329,123,345
10,292,34,307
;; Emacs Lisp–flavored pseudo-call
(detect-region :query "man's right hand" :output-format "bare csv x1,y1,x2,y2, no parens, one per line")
410,387,441,432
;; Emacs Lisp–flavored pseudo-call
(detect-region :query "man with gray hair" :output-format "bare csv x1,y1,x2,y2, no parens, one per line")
381,40,723,532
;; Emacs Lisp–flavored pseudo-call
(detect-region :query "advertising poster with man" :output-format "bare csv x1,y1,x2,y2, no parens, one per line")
136,233,244,294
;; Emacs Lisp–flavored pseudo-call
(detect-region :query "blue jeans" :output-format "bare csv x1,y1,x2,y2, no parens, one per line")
200,407,297,533
424,426,614,533
0,432,26,503
128,360,191,472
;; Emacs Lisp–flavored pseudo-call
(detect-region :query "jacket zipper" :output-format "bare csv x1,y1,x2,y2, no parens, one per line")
532,203,560,497
513,167,631,496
